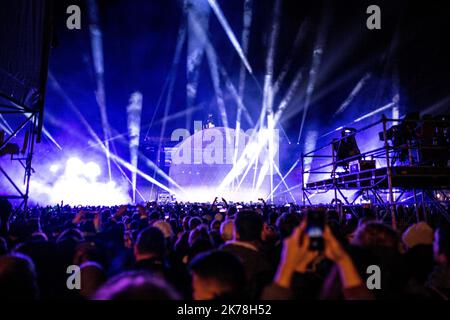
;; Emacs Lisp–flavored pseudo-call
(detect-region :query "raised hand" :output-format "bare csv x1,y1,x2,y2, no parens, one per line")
274,222,319,288
323,226,363,289
323,226,348,263
72,210,85,224
113,205,128,220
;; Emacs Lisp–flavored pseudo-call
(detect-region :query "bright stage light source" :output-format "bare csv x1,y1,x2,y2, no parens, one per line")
84,161,101,180
64,157,102,180
65,157,85,177
31,156,131,206
49,164,60,173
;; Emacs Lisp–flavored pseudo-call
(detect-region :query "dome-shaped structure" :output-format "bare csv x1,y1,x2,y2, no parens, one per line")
169,127,271,202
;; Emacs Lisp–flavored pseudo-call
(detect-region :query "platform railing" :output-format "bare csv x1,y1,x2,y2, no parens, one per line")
300,115,450,228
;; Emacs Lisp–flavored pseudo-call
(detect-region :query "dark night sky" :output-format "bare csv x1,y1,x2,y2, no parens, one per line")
42,0,450,162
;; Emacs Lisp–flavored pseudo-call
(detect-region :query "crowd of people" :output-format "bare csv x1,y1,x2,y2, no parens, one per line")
0,197,449,300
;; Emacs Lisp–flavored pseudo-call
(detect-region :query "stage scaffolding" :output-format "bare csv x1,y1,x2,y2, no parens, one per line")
301,115,450,228
0,0,53,210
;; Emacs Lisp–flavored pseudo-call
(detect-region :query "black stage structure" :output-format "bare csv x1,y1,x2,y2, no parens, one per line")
301,115,450,229
0,0,53,209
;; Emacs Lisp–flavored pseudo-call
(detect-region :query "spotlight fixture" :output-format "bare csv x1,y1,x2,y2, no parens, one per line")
378,112,419,163
0,129,27,158
332,127,361,173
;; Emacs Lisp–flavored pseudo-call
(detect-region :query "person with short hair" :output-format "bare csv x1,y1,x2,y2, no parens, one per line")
189,217,202,230
352,221,400,249
93,271,180,300
133,226,190,297
134,226,167,277
189,250,247,300
0,252,39,299
221,210,273,298
276,212,300,240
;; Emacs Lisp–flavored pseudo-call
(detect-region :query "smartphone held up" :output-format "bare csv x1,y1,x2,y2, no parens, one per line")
305,209,326,251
